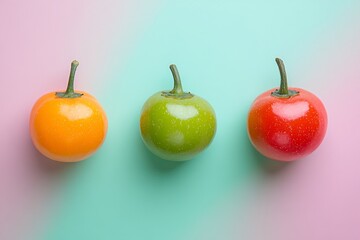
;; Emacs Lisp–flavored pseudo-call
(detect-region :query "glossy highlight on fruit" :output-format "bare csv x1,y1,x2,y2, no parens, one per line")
30,60,108,162
247,58,327,161
140,64,216,161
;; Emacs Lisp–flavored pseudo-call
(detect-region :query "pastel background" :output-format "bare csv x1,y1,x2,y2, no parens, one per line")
0,0,359,239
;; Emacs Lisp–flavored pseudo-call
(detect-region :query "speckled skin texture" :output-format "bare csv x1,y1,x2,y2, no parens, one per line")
247,88,327,161
140,92,216,161
30,92,108,162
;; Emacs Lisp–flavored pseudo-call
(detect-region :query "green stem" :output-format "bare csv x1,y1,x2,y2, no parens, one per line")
56,60,83,98
169,64,184,94
271,58,299,98
275,58,288,95
161,64,193,99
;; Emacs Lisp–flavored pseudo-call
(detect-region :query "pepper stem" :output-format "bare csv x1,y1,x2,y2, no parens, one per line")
271,58,299,98
276,58,288,95
161,64,193,99
169,64,184,94
56,60,83,98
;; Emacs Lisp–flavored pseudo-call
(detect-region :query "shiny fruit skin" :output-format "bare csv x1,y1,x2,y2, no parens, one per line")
30,91,107,162
247,87,327,161
140,92,216,161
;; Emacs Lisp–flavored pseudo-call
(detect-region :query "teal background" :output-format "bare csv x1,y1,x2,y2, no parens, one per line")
1,0,359,240
47,1,356,239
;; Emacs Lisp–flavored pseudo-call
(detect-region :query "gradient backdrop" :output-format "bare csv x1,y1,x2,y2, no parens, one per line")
1,0,359,239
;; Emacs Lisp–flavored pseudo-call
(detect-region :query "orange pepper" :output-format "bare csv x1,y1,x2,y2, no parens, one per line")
29,61,107,162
